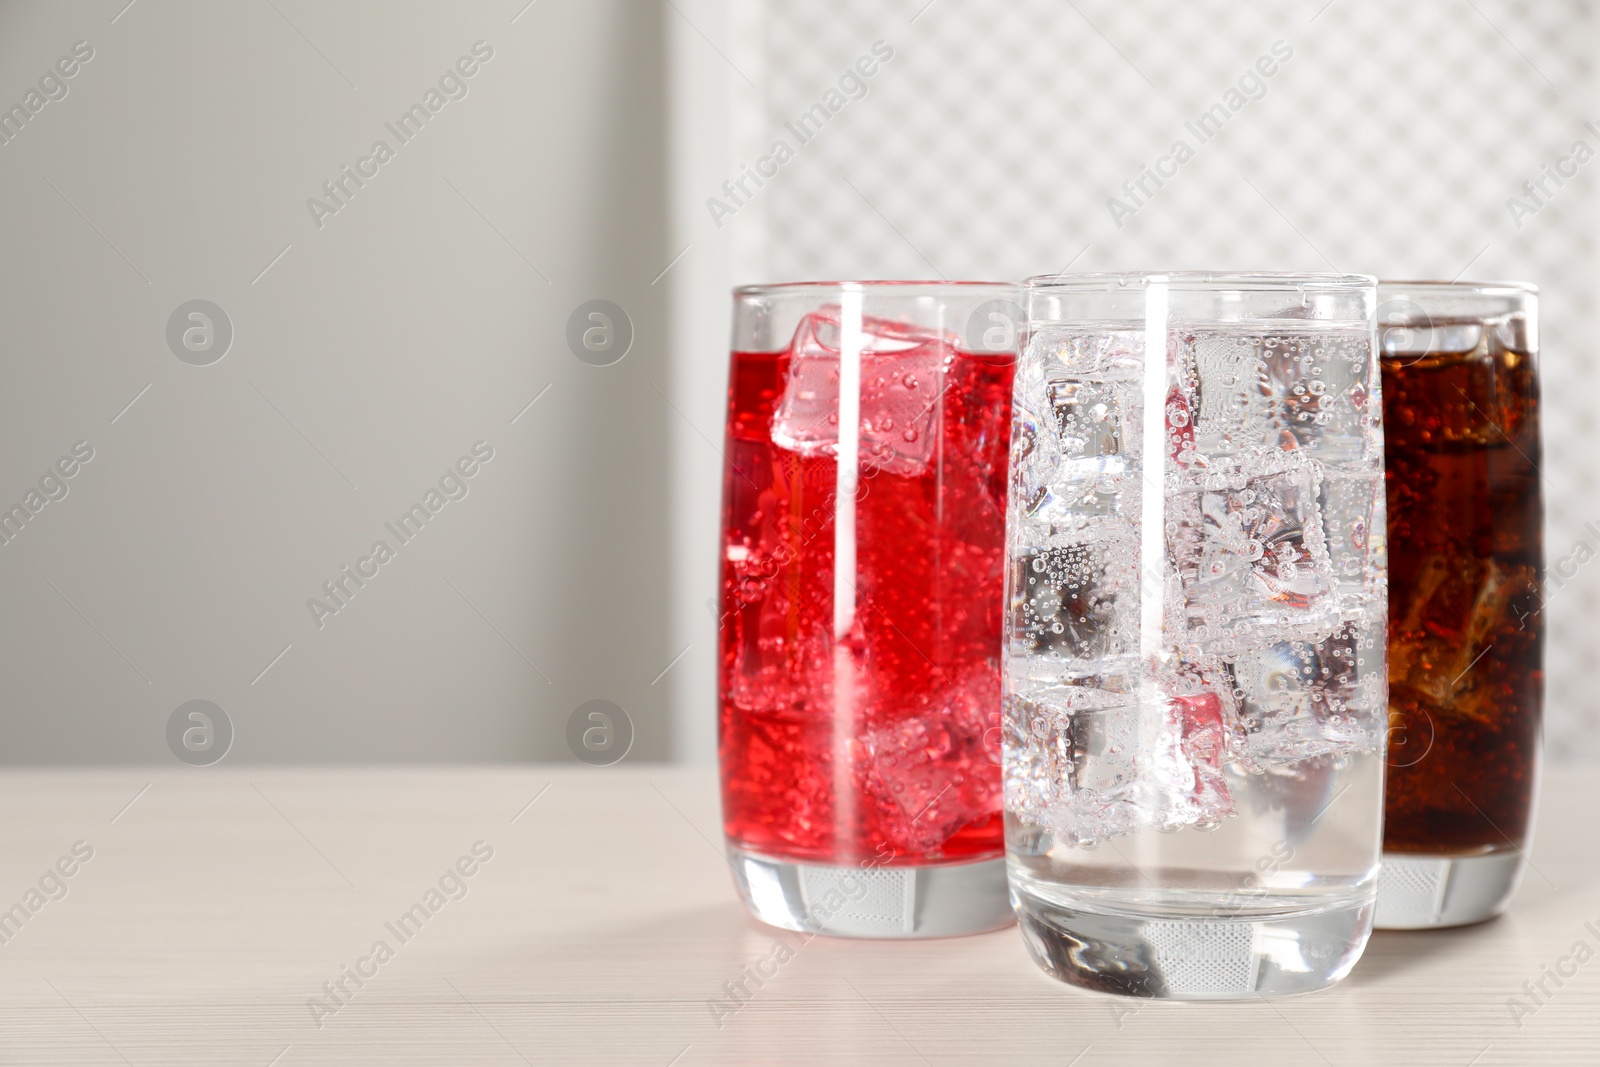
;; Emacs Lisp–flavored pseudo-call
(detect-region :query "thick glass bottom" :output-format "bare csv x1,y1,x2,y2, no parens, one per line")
1010,873,1376,999
1374,850,1524,929
727,845,1013,939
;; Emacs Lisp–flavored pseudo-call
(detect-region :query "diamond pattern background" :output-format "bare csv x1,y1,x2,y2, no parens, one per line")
725,0,1599,757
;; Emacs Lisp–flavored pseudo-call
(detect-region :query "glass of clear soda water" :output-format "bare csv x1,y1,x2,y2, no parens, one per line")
1004,272,1387,997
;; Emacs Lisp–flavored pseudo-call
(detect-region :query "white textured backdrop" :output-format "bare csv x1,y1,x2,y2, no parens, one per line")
665,0,1599,761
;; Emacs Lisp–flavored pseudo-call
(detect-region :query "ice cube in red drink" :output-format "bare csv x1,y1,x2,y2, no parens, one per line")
770,305,951,477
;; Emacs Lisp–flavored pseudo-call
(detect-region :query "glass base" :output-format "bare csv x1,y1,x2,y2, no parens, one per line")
1010,880,1375,999
1374,850,1524,929
727,846,1013,939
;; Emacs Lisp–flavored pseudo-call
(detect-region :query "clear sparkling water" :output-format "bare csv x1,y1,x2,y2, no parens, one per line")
1004,320,1387,996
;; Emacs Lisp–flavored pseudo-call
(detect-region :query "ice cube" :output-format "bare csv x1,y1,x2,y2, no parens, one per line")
1011,330,1145,530
1028,326,1146,380
859,667,1001,854
1391,555,1532,727
1008,392,1062,518
770,307,950,477
1049,378,1125,458
1170,693,1234,827
1184,328,1374,463
1187,331,1267,458
724,450,835,717
1029,378,1141,529
1003,683,1234,847
1008,532,1140,683
1171,451,1339,656
1319,470,1385,605
1001,684,1075,829
1230,620,1384,770
1003,684,1138,841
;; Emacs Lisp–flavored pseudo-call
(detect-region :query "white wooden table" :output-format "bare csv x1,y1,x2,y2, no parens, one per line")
0,764,1595,1065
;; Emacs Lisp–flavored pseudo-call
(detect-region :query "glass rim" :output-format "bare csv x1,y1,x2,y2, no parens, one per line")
1378,278,1538,297
1023,270,1376,292
733,279,1016,298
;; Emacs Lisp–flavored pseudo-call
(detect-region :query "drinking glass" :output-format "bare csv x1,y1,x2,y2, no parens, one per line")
1374,281,1543,928
1005,272,1388,997
719,281,1019,937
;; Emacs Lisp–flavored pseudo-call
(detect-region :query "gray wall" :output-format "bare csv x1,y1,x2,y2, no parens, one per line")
0,0,677,762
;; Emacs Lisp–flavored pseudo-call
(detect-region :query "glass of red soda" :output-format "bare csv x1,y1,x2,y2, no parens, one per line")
719,282,1019,937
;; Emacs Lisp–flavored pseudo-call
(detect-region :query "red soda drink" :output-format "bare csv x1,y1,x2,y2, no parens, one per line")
718,285,1014,918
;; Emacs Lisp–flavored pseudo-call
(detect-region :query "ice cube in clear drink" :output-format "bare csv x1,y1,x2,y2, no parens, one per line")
1004,684,1234,847
1009,393,1063,519
1186,332,1267,459
1011,328,1144,530
1319,470,1385,599
1185,329,1374,463
1172,452,1339,656
1049,379,1125,458
1037,379,1140,526
1002,683,1073,831
1170,692,1234,829
1230,621,1382,770
1008,539,1136,669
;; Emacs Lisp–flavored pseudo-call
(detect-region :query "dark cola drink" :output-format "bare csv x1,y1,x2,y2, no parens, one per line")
1376,282,1543,929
